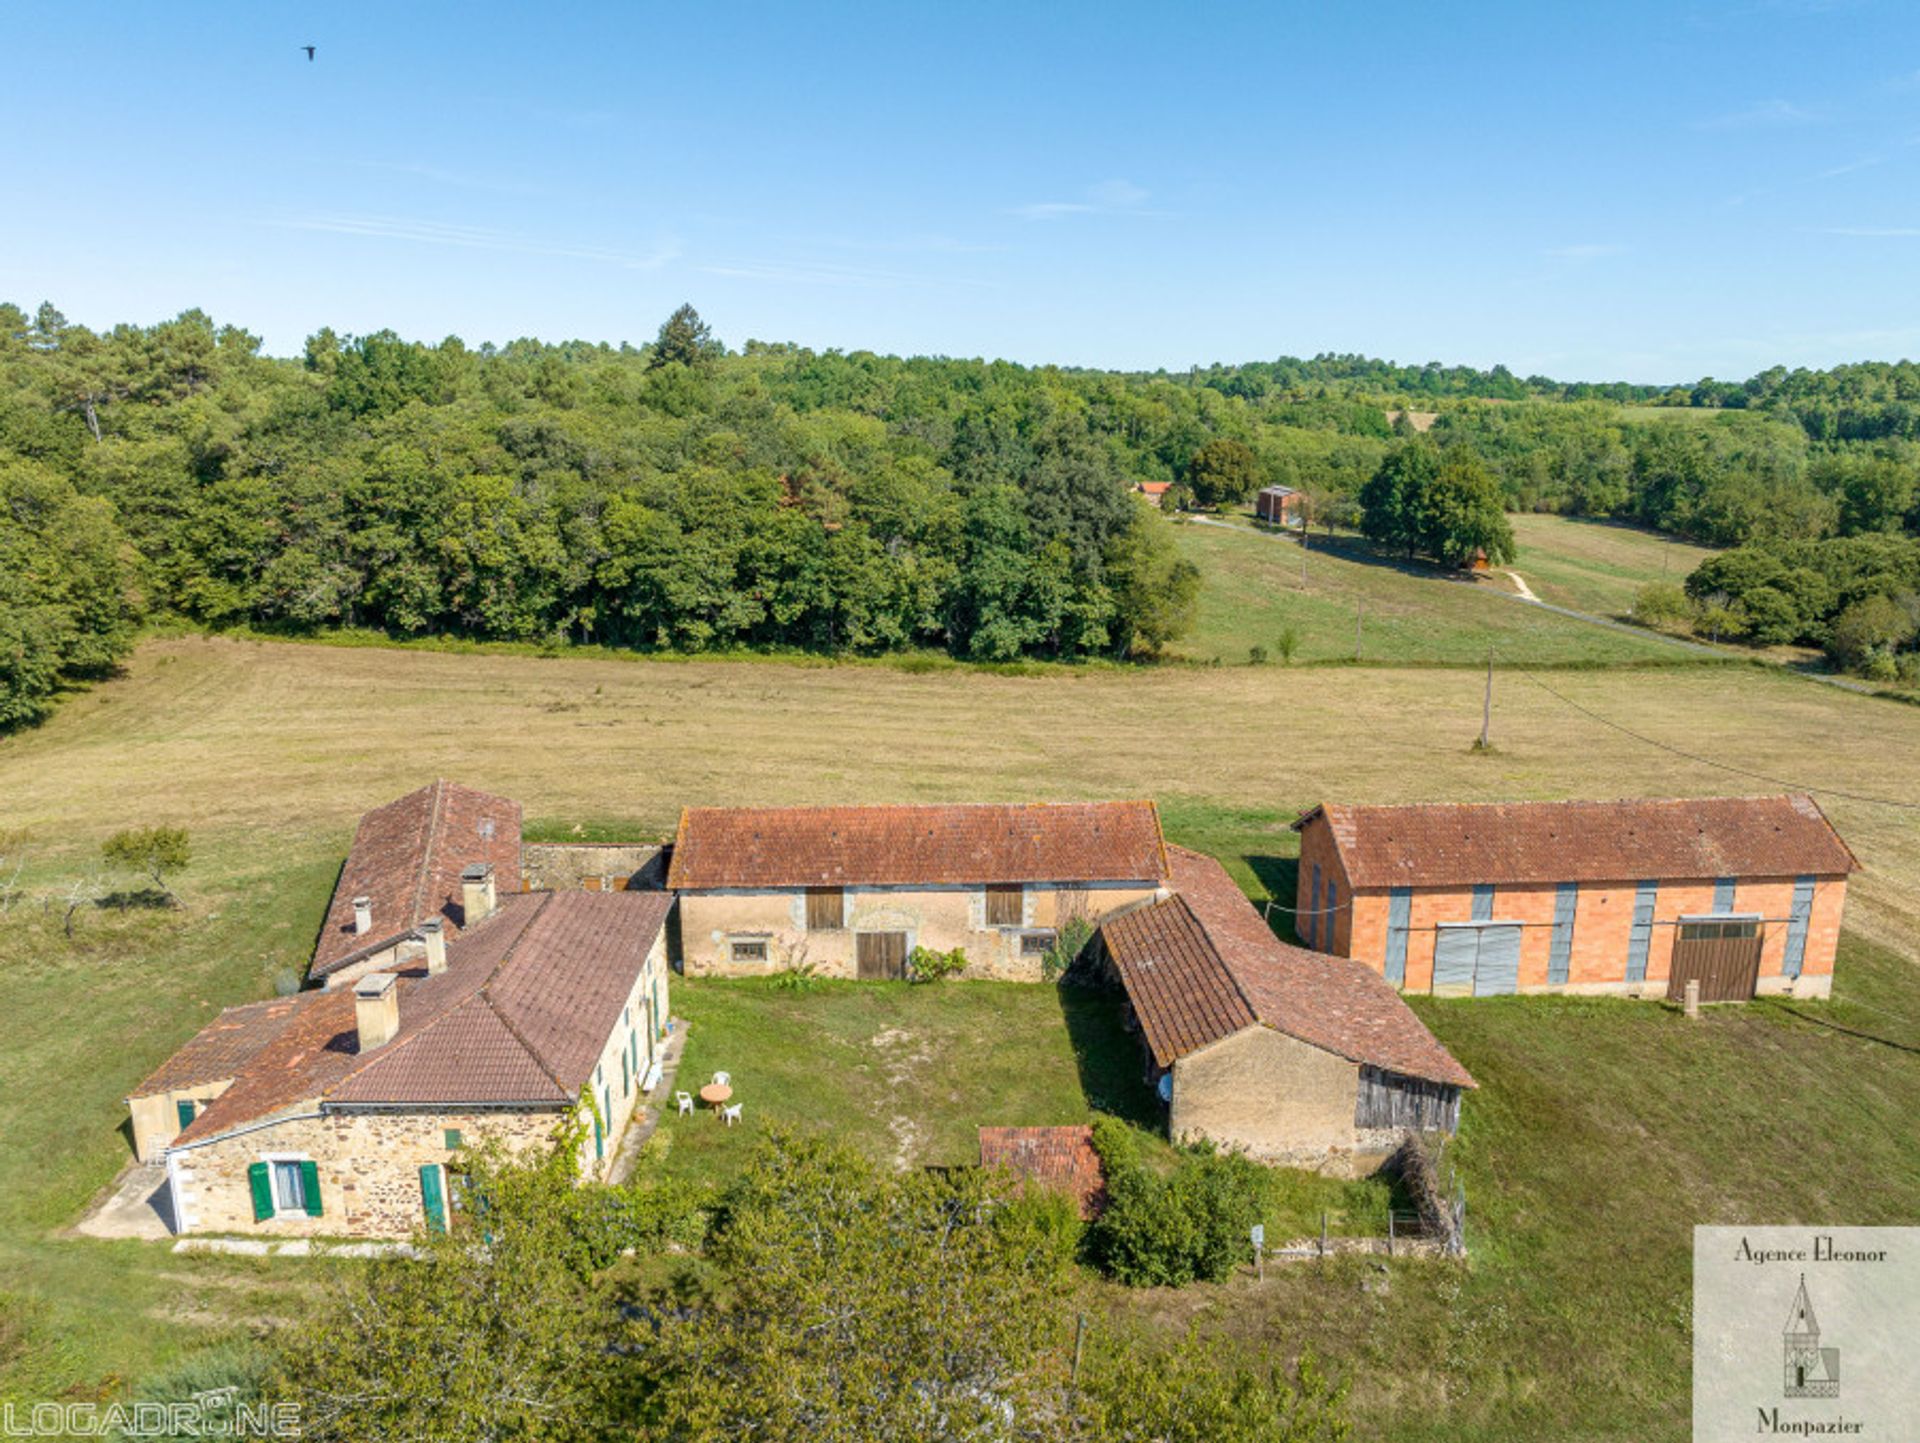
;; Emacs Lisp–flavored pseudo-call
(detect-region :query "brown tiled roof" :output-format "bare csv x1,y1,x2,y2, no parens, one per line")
978,1125,1107,1219
1104,847,1474,1089
666,802,1170,890
1293,794,1857,890
174,890,671,1144
129,997,306,1097
310,780,524,980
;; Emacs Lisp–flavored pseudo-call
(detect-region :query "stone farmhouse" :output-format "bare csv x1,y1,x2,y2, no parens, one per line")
1293,794,1855,1003
126,782,672,1239
1102,846,1473,1173
668,801,1173,980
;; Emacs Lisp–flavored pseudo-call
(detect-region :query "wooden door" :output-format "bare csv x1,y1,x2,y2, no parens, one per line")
1667,924,1762,1003
856,931,908,980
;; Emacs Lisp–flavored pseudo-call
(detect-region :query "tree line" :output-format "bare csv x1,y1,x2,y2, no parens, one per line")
7,297,1920,727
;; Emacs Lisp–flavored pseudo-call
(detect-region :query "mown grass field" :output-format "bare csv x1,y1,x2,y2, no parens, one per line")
1166,518,1705,665
2,635,1918,1439
1507,513,1718,619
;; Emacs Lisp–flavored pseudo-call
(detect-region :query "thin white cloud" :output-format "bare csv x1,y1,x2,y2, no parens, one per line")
1543,243,1625,261
1816,156,1880,179
1009,178,1154,221
1695,98,1817,131
266,214,681,270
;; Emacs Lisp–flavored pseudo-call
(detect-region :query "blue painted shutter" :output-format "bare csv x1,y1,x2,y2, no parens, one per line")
1385,888,1412,986
419,1165,447,1235
1713,876,1737,913
1783,876,1815,977
1627,880,1658,982
247,1161,273,1221
176,1099,196,1130
1308,866,1321,948
1471,883,1495,921
1549,882,1578,985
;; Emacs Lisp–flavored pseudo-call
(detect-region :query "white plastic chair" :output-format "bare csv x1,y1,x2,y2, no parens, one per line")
721,1103,743,1127
711,1071,732,1088
676,1091,694,1116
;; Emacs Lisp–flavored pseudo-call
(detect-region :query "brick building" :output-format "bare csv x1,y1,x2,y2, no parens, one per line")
1100,846,1472,1172
668,801,1173,980
1292,794,1855,1002
130,887,672,1238
1255,485,1305,526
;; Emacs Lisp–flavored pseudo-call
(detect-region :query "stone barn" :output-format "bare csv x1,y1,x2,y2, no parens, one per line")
1293,794,1855,1002
1100,846,1473,1174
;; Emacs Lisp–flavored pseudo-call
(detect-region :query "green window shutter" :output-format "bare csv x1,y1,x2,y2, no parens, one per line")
443,1128,463,1151
592,1111,603,1159
299,1159,323,1217
247,1161,273,1222
419,1164,447,1235
176,1099,196,1130
621,1048,630,1097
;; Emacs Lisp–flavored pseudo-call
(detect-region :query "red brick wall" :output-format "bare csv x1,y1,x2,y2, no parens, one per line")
1293,816,1354,955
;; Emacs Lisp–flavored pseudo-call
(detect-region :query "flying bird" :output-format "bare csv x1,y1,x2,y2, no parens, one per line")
300,45,316,61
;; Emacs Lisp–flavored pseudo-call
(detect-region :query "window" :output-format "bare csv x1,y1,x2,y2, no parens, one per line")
985,884,1023,928
443,1128,464,1150
729,936,770,963
1713,876,1738,913
1020,930,1055,957
272,1160,307,1213
1679,920,1759,941
1471,883,1495,922
175,1098,197,1131
806,887,844,930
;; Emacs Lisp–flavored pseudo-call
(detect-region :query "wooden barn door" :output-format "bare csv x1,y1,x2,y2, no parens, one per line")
1666,921,1762,1003
856,931,908,980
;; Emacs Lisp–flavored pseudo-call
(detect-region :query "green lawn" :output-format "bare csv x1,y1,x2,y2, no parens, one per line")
1168,520,1707,667
1508,513,1718,619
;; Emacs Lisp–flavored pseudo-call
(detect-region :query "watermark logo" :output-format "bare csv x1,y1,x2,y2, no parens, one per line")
1,1388,301,1437
1694,1227,1918,1441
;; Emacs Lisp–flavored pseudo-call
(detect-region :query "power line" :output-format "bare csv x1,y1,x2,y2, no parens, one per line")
1513,665,1920,812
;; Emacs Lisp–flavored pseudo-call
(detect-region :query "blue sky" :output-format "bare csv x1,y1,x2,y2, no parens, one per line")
5,0,1920,381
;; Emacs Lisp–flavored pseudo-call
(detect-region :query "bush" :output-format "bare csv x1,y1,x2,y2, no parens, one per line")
1276,625,1300,664
1248,645,1268,666
769,961,821,992
908,944,967,982
1632,581,1692,628
1825,595,1917,673
991,1186,1085,1278
115,1341,277,1442
556,1177,712,1268
1041,916,1095,983
1089,1123,1267,1287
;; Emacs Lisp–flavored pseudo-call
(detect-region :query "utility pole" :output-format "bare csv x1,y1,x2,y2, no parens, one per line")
1480,645,1494,749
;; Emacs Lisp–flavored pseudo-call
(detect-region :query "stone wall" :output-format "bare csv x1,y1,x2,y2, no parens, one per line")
521,844,667,893
680,882,1164,981
1169,1027,1390,1173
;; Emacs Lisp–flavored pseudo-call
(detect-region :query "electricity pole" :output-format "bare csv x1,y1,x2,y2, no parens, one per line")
1480,645,1494,749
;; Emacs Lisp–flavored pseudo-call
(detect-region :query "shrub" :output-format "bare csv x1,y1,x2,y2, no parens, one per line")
1632,581,1692,628
1093,1140,1267,1288
1825,595,1917,673
991,1186,1085,1279
1276,625,1300,664
101,825,191,903
116,1341,277,1442
769,961,821,992
1248,645,1268,666
1041,916,1095,983
908,944,967,982
557,1177,711,1268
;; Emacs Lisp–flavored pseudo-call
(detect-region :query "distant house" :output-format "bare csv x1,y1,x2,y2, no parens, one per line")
1385,409,1439,434
308,780,523,990
1134,481,1173,507
667,802,1173,980
130,888,672,1236
1292,795,1855,1002
1255,485,1304,526
1100,846,1472,1172
978,1125,1107,1218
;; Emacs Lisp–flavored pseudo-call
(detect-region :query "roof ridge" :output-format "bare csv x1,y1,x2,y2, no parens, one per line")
1172,888,1264,1024
407,777,449,931
476,892,573,1093
478,988,572,1098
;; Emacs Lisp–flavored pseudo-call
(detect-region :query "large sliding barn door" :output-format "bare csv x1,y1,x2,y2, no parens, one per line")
1666,920,1762,1003
856,931,909,980
1432,923,1522,997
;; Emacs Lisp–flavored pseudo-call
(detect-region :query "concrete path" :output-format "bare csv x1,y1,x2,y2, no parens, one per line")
1504,569,1540,602
173,1237,420,1259
608,1017,691,1184
72,1162,175,1241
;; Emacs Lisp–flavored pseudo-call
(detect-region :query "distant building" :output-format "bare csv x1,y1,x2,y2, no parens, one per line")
1134,481,1173,506
978,1125,1107,1218
1255,485,1304,527
1292,794,1855,1002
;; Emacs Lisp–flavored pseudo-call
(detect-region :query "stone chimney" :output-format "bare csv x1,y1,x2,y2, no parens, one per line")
352,895,373,935
353,972,400,1052
419,916,447,975
461,863,496,927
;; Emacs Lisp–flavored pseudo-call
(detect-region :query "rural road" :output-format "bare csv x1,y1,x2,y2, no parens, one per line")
1183,514,1878,692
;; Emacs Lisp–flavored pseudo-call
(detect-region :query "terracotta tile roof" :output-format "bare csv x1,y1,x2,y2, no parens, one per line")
666,802,1171,890
1104,846,1474,1089
128,997,306,1097
173,890,671,1144
1294,794,1857,890
1136,481,1173,495
978,1125,1107,1219
310,780,524,980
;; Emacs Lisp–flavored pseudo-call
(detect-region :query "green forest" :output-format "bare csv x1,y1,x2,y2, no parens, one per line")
6,299,1920,728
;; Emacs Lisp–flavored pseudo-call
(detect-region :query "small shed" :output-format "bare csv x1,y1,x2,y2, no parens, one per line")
1134,480,1173,507
978,1125,1107,1217
1255,485,1304,526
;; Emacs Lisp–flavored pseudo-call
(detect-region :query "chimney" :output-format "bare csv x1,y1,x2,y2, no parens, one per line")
461,863,496,927
419,916,447,975
353,972,400,1051
352,895,373,935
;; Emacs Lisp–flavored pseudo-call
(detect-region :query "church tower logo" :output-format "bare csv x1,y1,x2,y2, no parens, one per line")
1782,1273,1839,1399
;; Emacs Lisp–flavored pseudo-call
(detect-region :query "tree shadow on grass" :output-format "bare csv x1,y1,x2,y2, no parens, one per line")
96,887,175,911
1244,855,1302,946
1055,984,1161,1129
